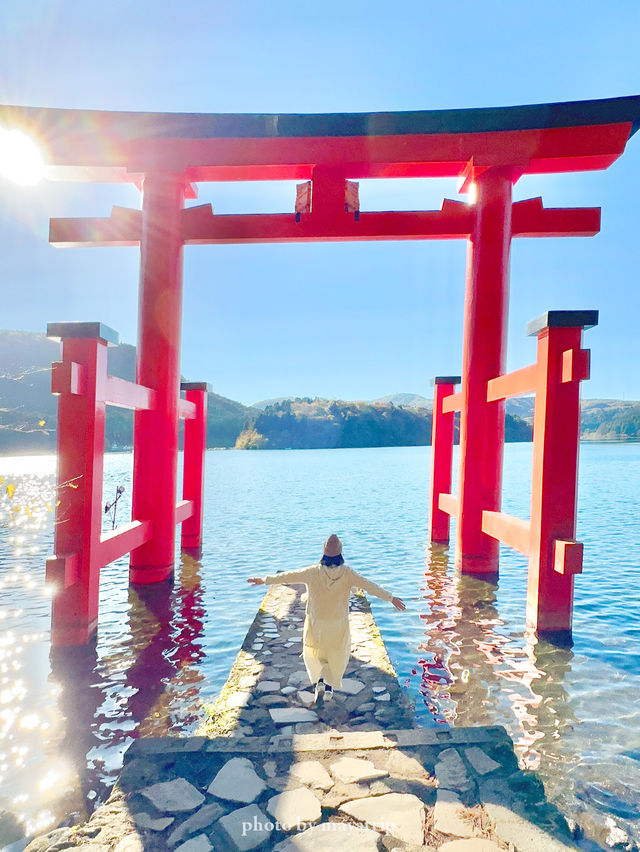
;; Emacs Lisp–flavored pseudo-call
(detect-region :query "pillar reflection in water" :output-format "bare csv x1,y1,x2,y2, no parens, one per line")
415,543,577,784
48,552,206,825
125,552,206,736
415,542,502,725
48,643,102,825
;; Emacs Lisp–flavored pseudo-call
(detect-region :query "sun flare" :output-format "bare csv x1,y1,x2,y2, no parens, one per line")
0,128,45,186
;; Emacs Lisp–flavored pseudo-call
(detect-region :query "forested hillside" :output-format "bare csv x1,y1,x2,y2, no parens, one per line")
1,331,638,453
236,397,532,449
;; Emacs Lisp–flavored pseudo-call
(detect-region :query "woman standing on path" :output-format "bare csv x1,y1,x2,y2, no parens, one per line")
247,534,405,704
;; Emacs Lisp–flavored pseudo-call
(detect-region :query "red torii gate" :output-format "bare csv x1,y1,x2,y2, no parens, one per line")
3,94,638,644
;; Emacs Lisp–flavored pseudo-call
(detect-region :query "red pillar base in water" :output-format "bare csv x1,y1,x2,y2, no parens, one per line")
46,323,117,646
526,311,596,634
429,376,460,543
472,309,597,635
181,382,209,555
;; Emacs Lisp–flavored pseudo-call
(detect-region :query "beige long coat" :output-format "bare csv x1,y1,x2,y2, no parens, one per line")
264,563,393,689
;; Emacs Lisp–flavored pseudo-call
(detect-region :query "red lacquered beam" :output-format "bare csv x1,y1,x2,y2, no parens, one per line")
481,510,531,556
175,499,195,524
438,492,459,517
49,200,601,248
105,374,156,410
486,364,537,402
441,391,463,413
178,397,197,420
511,197,600,238
99,520,153,566
184,207,476,244
45,553,80,591
49,206,141,247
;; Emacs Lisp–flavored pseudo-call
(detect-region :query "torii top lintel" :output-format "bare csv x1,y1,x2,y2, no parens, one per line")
2,94,639,183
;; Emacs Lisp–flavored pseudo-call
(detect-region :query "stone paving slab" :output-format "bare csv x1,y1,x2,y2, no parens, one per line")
274,822,382,851
432,789,476,837
207,756,267,803
22,584,583,852
329,756,389,784
339,792,426,845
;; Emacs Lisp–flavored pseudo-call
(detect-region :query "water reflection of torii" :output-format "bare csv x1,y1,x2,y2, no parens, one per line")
49,554,206,822
124,553,207,736
415,543,577,778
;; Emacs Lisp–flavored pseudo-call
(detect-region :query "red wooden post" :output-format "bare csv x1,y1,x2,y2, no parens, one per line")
130,175,186,584
526,310,597,634
45,322,118,646
181,382,209,554
456,168,514,573
429,376,460,543
311,164,348,218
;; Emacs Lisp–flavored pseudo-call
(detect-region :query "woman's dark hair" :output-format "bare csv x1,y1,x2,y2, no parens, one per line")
321,553,344,567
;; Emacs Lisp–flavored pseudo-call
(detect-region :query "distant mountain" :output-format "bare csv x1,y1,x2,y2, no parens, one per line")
0,330,252,453
0,332,61,452
580,399,640,440
506,397,535,422
251,396,329,410
373,393,432,409
254,393,434,410
252,397,290,410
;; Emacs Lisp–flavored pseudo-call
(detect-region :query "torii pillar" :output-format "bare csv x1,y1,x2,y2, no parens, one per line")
456,167,515,573
130,174,186,584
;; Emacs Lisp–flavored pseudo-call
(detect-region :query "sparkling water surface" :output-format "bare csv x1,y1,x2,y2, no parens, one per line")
0,444,639,846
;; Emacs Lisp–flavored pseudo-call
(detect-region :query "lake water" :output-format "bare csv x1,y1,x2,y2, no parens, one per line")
0,444,639,847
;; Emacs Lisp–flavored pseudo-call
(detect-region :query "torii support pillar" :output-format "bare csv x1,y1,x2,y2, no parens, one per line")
526,311,596,634
130,175,186,584
46,324,115,645
456,168,514,573
181,381,210,556
429,376,461,543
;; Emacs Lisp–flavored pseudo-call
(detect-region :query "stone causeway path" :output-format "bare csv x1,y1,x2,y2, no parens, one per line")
22,584,583,851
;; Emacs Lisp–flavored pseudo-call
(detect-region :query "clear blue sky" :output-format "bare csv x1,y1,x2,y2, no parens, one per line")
1,0,639,405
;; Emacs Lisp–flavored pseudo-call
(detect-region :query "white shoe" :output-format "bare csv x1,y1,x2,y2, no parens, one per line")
314,679,326,703
324,685,334,702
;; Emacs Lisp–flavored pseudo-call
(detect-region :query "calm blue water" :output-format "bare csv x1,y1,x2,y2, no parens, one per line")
0,444,639,846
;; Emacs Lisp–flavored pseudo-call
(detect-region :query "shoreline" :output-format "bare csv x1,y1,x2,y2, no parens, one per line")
2,436,640,460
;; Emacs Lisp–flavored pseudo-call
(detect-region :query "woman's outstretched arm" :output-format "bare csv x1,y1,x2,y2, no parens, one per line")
247,565,314,586
349,568,406,611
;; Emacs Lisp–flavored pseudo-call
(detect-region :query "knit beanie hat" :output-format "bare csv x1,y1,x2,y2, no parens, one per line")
323,534,342,557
